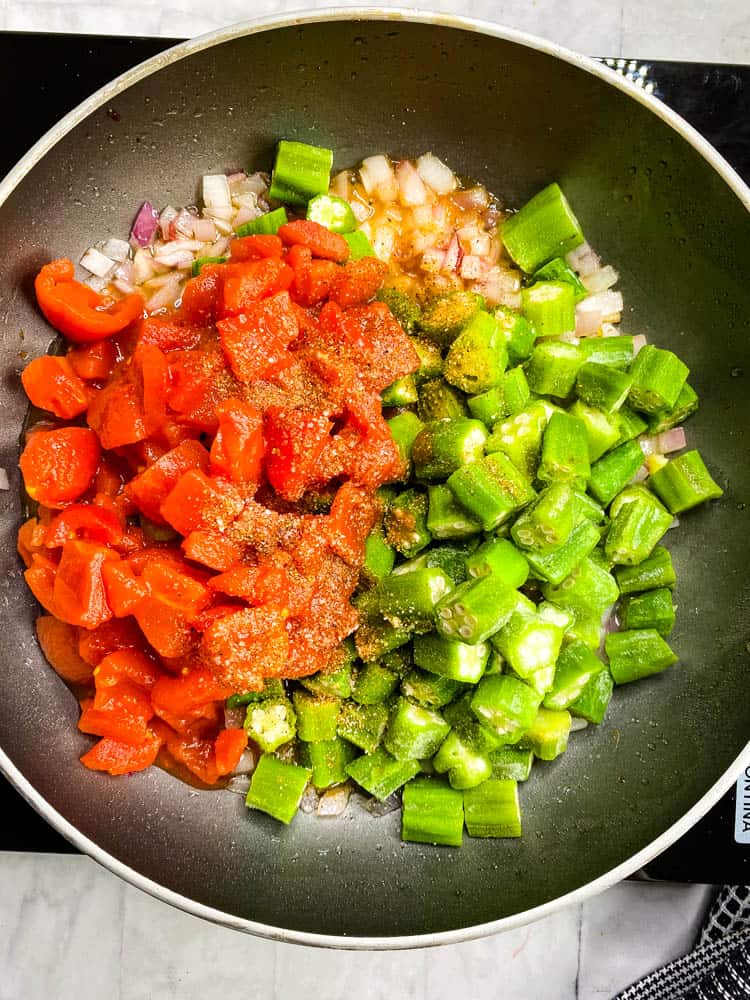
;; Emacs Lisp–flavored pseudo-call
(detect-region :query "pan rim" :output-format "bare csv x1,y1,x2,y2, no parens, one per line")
1,7,749,950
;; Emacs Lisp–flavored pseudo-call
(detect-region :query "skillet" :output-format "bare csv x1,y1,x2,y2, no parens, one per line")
0,10,749,948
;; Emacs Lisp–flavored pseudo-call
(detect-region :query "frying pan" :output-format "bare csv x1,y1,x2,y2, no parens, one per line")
0,10,749,949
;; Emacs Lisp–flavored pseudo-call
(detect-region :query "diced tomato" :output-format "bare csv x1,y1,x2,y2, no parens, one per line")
127,439,210,523
87,378,147,449
292,258,338,307
137,315,202,351
277,220,349,262
217,300,297,383
207,566,257,599
329,257,388,308
35,615,94,687
325,482,379,567
101,559,150,617
79,679,154,744
151,666,233,718
189,602,245,632
200,607,289,690
20,426,101,508
160,469,242,536
181,531,241,572
45,503,124,549
166,349,229,433
94,460,125,499
214,728,248,776
220,258,294,316
68,340,118,381
53,539,117,630
77,617,145,666
263,407,332,502
229,234,283,261
134,595,195,660
341,302,421,394
142,560,211,619
80,731,161,775
209,398,264,484
132,341,169,436
163,732,221,785
252,564,291,609
178,263,224,326
25,554,60,616
17,517,48,568
94,648,161,690
21,355,89,419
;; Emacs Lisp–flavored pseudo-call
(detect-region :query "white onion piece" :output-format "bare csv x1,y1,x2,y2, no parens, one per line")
350,198,371,223
359,155,398,200
205,213,234,236
443,233,462,273
208,237,230,257
100,237,130,262
80,247,115,278
640,427,687,456
372,225,396,262
570,717,589,732
112,278,136,295
299,784,320,814
226,774,251,796
226,170,246,184
132,248,158,284
173,208,199,238
632,334,648,355
566,241,601,277
158,206,178,241
395,159,428,206
364,792,401,817
631,463,649,482
0,467,10,490
191,217,217,243
242,172,269,196
231,747,258,777
582,265,619,294
460,254,483,280
84,274,110,293
557,331,580,344
601,322,620,338
586,289,623,322
232,206,256,229
330,170,351,200
669,516,680,530
145,273,183,311
452,185,490,211
416,152,457,195
421,247,445,273
202,173,232,209
410,203,433,228
317,784,351,817
575,298,604,337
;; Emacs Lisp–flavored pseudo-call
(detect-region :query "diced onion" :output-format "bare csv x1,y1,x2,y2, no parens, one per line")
566,241,601,277
359,155,398,200
299,784,320,814
158,206,178,241
632,334,648,355
0,467,9,490
575,298,605,337
317,784,351,817
416,152,457,195
231,206,256,230
231,748,258,777
224,705,246,729
421,246,445,273
330,170,351,200
80,247,115,278
640,427,687,456
582,265,619,294
395,159,428,206
132,248,158,284
372,225,396,262
570,717,589,732
443,233,462,273
364,792,401,817
589,289,623,322
452,185,490,212
460,254,483,280
191,217,218,242
202,173,232,209
601,322,620,338
144,273,183,311
100,238,130,262
631,463,649,482
130,201,159,247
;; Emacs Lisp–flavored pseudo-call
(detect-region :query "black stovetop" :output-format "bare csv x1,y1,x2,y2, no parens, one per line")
1,32,748,882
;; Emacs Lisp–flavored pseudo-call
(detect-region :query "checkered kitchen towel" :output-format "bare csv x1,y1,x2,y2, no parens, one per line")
616,886,750,999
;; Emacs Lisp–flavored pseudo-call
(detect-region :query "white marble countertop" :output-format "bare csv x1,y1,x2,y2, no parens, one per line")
1,0,746,996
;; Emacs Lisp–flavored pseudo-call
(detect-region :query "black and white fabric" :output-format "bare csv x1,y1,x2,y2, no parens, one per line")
616,886,750,1000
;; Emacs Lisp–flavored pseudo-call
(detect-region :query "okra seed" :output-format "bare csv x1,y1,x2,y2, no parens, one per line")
439,607,453,620
458,625,473,638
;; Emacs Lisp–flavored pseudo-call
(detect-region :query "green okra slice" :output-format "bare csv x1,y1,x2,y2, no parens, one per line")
351,661,401,705
384,488,431,558
648,449,723,514
521,281,576,338
605,492,673,565
401,777,464,846
412,418,488,482
400,668,467,708
575,361,633,413
614,545,676,594
269,140,332,205
464,537,530,588
470,674,542,741
526,341,584,398
495,306,536,365
541,556,619,617
543,641,605,710
519,707,571,760
246,754,311,824
435,576,520,644
628,345,689,414
426,484,483,540
647,382,699,434
337,701,389,754
619,587,676,636
448,452,536,531
299,738,359,790
417,290,485,346
569,399,622,462
501,182,585,273
244,697,297,753
579,335,634,370
605,628,677,683
376,287,423,334
362,524,396,584
489,746,534,781
444,310,508,394
376,567,452,632
485,399,556,478
381,374,419,407
511,483,578,552
588,439,645,505
570,668,614,724
413,632,490,683
347,746,422,800
292,690,341,742
537,411,590,485
533,257,588,301
524,518,602,586
417,378,468,421
383,697,451,760
432,722,494,790
387,411,425,469
464,778,522,838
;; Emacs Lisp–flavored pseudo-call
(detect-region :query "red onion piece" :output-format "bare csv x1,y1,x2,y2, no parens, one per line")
130,201,159,247
444,233,462,273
